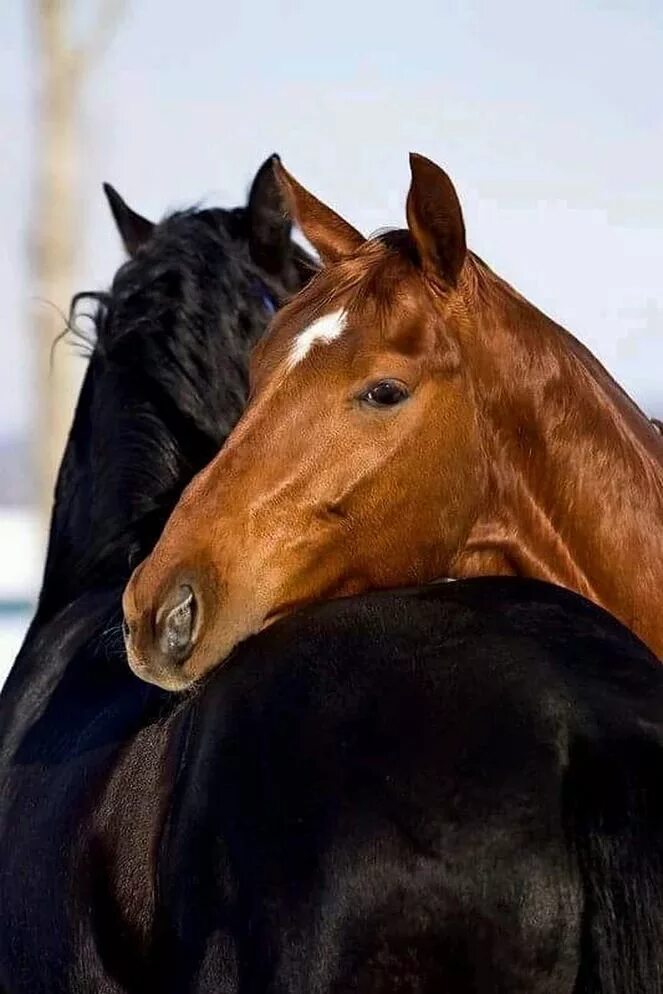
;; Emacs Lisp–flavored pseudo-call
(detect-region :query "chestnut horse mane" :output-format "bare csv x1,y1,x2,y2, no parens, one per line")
466,255,663,489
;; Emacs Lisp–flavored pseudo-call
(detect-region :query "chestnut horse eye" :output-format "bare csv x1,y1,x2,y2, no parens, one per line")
360,379,410,408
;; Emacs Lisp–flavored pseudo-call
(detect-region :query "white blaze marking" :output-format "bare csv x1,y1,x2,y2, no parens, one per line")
286,309,347,371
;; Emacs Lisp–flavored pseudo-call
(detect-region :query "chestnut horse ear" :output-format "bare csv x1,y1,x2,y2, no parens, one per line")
273,157,365,265
406,153,466,287
246,154,293,274
103,183,155,257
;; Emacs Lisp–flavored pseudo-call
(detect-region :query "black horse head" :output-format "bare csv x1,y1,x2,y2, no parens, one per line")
37,156,315,623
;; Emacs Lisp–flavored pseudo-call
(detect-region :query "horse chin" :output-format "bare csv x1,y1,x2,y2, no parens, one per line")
259,586,332,632
261,611,288,631
261,598,304,630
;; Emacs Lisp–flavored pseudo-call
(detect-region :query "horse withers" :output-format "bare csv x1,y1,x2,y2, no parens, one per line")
0,157,314,994
122,153,663,690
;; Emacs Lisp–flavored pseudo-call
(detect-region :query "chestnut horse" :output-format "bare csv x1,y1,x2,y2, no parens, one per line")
122,154,663,689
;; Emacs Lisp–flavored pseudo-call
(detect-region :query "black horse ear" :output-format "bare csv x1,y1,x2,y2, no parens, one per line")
246,154,292,274
103,183,155,257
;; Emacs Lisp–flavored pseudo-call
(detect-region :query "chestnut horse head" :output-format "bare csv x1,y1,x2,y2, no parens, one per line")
123,154,663,689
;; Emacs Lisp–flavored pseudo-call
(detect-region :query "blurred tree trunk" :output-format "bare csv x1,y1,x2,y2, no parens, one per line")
30,0,125,534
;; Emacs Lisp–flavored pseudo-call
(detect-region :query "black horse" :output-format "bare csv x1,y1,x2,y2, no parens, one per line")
0,155,314,993
7,562,663,993
1,159,663,993
154,577,663,994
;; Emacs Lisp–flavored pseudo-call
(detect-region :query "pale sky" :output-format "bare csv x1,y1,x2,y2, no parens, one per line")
1,0,661,442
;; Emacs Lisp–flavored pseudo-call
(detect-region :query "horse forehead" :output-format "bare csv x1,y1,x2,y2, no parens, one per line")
286,308,348,371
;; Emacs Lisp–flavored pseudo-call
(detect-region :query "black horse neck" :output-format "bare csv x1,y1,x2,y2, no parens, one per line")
36,208,290,625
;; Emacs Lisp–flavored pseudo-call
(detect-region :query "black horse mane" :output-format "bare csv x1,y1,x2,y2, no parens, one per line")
37,204,314,622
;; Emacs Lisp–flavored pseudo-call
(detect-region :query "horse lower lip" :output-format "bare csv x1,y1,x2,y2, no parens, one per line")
127,649,191,691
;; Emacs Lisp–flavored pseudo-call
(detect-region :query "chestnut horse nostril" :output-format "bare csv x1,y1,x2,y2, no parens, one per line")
157,585,197,662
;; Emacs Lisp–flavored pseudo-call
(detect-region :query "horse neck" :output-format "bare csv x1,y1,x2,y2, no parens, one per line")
37,356,193,623
36,301,254,622
456,264,663,659
37,361,100,618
